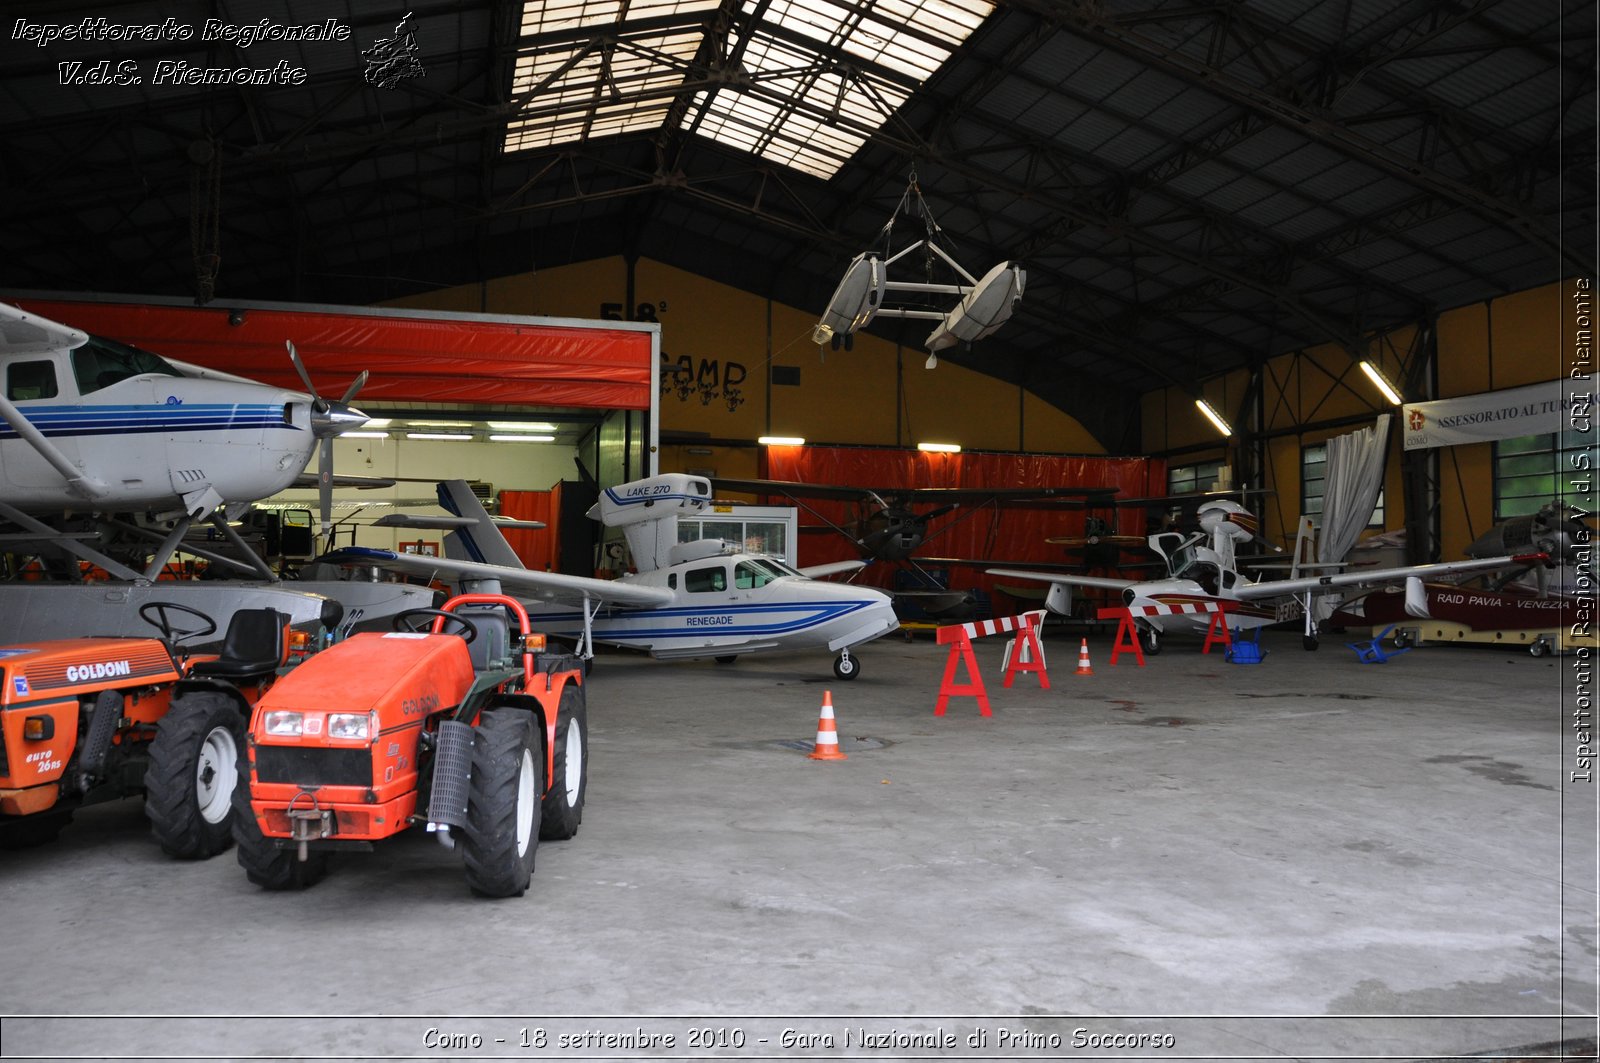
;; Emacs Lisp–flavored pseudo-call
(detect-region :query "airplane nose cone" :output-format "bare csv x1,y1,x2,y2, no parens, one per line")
311,401,370,438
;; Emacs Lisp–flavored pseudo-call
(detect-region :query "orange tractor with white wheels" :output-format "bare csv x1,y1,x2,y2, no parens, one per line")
0,602,303,856
233,592,588,898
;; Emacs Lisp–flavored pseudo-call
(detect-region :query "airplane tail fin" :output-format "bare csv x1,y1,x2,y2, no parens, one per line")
437,480,527,570
1288,516,1316,579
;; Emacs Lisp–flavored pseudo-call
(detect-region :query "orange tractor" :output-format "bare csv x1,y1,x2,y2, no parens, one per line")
0,602,308,856
233,592,587,897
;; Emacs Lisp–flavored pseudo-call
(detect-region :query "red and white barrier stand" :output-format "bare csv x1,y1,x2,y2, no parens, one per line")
934,610,1049,716
1096,600,1238,665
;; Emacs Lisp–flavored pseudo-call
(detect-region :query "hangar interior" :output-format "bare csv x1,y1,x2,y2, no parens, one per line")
0,0,1596,1058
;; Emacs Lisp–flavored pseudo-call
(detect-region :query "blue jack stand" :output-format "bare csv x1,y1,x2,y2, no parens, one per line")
1346,624,1411,664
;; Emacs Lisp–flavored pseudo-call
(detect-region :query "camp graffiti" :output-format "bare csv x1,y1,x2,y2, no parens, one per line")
661,352,746,412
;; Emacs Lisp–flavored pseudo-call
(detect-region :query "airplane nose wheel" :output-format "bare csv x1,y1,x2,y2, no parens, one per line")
833,650,860,680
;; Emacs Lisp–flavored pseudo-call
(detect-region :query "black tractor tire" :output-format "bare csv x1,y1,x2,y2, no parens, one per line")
540,685,588,841
144,692,245,859
230,754,329,890
462,709,543,898
0,810,73,851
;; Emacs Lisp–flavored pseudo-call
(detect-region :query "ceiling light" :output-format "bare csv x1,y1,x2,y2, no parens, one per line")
340,431,390,439
362,418,392,427
405,420,474,429
1359,360,1405,405
1195,398,1233,437
406,432,472,441
757,435,806,446
488,434,556,442
917,441,961,453
487,421,557,432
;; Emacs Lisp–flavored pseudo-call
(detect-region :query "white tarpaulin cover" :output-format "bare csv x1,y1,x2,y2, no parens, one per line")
1319,415,1391,567
1403,375,1598,450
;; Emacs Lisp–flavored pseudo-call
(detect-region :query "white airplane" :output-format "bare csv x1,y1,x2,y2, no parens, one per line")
0,302,368,582
989,499,1548,653
321,475,903,679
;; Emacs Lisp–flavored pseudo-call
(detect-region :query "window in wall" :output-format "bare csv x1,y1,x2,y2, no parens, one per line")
1494,429,1589,519
1168,460,1225,495
1302,443,1385,528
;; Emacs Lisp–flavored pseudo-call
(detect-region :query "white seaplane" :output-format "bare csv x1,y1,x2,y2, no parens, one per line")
324,475,902,679
989,499,1545,653
0,301,433,642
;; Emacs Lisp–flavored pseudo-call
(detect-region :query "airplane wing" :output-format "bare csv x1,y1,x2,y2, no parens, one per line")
798,559,867,579
984,567,1139,593
373,513,547,531
290,472,398,490
1231,553,1548,600
0,302,88,354
319,546,675,609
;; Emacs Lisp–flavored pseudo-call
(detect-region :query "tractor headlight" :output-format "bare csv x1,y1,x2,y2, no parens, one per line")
263,710,304,736
327,712,373,740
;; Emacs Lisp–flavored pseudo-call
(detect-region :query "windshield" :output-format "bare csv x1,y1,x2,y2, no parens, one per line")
71,334,183,395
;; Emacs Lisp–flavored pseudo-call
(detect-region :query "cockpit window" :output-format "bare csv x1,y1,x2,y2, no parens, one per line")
7,360,58,401
71,334,183,394
734,561,780,589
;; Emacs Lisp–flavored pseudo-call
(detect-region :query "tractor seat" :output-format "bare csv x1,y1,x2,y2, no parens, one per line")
189,608,288,681
461,608,511,671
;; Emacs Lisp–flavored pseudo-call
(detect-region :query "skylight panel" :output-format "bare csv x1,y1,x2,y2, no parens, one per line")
505,0,992,178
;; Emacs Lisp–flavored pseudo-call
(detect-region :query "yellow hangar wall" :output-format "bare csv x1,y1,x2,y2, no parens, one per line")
1139,279,1581,560
384,256,1107,481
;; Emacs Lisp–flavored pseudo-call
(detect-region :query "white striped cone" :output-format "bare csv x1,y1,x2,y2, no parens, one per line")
809,690,847,761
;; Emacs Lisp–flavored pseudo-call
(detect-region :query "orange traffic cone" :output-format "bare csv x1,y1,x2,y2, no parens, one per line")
1074,638,1094,676
809,690,848,761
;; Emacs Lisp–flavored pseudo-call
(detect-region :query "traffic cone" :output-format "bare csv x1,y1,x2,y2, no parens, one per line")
1074,638,1094,676
808,690,848,761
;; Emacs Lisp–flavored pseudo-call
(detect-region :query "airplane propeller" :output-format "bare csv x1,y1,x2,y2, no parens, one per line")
286,341,370,541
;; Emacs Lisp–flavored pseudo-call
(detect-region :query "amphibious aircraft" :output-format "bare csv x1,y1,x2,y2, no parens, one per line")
323,475,901,679
0,302,367,583
989,499,1546,653
0,303,438,643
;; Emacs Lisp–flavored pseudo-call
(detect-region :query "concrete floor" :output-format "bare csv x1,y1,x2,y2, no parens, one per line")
2,624,1596,1062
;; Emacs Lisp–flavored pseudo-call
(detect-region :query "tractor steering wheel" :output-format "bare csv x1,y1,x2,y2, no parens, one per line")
138,601,219,645
392,608,479,644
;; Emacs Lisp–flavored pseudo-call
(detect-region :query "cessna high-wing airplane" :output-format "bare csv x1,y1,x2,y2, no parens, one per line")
0,302,439,645
323,475,902,679
0,302,367,582
989,500,1546,653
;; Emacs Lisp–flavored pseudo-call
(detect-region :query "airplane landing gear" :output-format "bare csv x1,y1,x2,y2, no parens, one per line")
833,649,860,680
1138,625,1161,656
1302,634,1320,651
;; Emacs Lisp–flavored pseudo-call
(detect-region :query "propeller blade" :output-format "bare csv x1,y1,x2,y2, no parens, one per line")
318,437,335,536
923,503,958,521
340,370,369,404
286,340,323,407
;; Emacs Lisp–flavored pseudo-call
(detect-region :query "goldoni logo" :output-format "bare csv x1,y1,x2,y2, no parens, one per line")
66,660,133,682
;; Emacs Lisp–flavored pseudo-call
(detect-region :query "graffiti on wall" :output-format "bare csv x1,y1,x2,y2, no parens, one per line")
600,300,746,413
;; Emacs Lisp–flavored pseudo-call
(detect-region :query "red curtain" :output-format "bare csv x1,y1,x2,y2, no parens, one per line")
758,446,1167,599
498,489,559,572
13,298,654,409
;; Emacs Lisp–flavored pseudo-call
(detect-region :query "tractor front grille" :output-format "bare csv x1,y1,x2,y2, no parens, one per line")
253,746,372,788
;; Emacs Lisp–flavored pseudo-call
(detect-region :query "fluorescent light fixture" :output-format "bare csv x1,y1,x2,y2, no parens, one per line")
1195,398,1233,437
917,441,962,453
362,418,393,427
405,420,474,429
489,434,556,443
757,435,806,446
340,431,390,439
1359,360,1405,405
406,432,472,441
487,421,557,432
